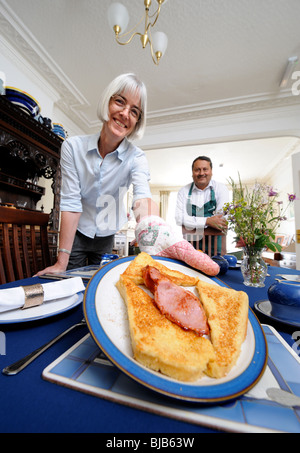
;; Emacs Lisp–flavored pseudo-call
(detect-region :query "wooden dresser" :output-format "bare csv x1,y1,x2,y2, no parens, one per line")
0,95,62,262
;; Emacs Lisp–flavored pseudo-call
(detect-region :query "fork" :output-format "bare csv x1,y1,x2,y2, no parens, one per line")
2,318,86,375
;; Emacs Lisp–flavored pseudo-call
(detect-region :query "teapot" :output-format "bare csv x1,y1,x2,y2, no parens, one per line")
223,254,238,267
267,280,300,307
212,253,229,275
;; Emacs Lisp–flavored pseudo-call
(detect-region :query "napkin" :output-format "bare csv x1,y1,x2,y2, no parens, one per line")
0,277,85,313
135,215,220,276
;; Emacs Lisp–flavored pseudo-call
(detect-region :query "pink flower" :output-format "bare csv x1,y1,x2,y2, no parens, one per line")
268,188,278,197
288,193,296,202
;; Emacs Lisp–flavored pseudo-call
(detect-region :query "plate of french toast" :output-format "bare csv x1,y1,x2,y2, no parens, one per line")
84,253,267,402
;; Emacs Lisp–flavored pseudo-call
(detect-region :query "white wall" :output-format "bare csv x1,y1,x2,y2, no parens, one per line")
1,36,85,137
292,152,300,269
267,153,296,239
0,35,59,117
0,36,86,213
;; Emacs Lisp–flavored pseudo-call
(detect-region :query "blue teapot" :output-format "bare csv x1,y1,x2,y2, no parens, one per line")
268,280,300,307
223,254,238,267
212,253,229,275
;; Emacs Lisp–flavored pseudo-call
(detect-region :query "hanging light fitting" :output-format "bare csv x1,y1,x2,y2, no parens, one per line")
107,0,168,65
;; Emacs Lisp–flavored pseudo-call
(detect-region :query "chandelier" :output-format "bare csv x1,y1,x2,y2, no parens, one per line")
107,1,168,65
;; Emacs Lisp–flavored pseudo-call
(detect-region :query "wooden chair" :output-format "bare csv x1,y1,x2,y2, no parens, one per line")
0,206,51,284
185,227,227,257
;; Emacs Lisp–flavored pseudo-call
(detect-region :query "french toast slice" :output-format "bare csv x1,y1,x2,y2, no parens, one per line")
196,280,249,378
116,274,215,382
122,252,198,286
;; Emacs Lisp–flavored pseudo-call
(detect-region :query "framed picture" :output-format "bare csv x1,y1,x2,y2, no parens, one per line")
275,234,290,247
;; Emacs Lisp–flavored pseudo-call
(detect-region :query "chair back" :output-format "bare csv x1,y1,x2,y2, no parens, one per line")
0,207,51,284
185,227,227,257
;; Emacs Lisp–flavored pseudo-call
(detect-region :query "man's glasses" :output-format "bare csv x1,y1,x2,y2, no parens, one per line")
111,95,142,121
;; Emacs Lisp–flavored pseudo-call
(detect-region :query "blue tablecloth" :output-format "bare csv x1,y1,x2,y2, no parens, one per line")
0,264,299,433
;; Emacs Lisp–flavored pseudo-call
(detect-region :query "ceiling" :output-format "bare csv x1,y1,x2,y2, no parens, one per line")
1,0,300,186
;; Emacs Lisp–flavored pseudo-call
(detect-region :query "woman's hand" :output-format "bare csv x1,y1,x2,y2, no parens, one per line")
132,198,159,223
34,261,68,277
34,211,80,276
34,250,70,277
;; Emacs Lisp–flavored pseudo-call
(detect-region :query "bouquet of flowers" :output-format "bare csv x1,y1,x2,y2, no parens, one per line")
223,176,296,252
223,176,296,287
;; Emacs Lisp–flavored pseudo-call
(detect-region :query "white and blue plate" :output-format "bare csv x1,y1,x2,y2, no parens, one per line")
5,87,41,116
0,292,83,324
84,256,267,403
52,123,66,139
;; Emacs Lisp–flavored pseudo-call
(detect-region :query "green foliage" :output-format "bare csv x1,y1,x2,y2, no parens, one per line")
223,176,295,251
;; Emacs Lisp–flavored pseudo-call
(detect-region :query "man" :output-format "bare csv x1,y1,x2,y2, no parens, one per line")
175,156,229,253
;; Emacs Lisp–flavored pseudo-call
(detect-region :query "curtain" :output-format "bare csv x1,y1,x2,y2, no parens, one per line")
160,190,170,220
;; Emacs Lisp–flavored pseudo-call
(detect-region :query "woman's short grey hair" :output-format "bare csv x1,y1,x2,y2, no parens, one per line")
97,73,147,140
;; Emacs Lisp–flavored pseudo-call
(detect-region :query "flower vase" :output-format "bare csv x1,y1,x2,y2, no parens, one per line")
241,247,268,287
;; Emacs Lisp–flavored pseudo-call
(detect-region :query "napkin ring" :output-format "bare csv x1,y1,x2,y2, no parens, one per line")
22,284,44,309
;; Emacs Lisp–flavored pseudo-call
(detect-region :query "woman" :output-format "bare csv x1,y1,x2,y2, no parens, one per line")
37,73,158,275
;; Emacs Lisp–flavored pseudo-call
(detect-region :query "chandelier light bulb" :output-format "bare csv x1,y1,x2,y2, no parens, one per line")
151,31,168,61
107,2,129,35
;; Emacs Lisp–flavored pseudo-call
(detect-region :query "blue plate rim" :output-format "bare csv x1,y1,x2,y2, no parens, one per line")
5,86,41,107
84,256,267,403
5,93,39,107
5,97,40,115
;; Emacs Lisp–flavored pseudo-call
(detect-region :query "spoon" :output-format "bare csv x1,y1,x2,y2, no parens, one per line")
2,319,86,375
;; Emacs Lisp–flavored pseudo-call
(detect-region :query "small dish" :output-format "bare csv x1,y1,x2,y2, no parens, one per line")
254,300,300,328
268,280,300,307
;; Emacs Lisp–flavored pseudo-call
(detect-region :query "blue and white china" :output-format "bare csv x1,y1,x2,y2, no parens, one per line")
0,71,5,95
224,254,238,267
255,299,300,328
52,122,66,139
100,253,119,266
6,97,38,116
268,280,300,307
212,253,229,275
42,117,52,129
5,87,41,116
34,113,44,124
